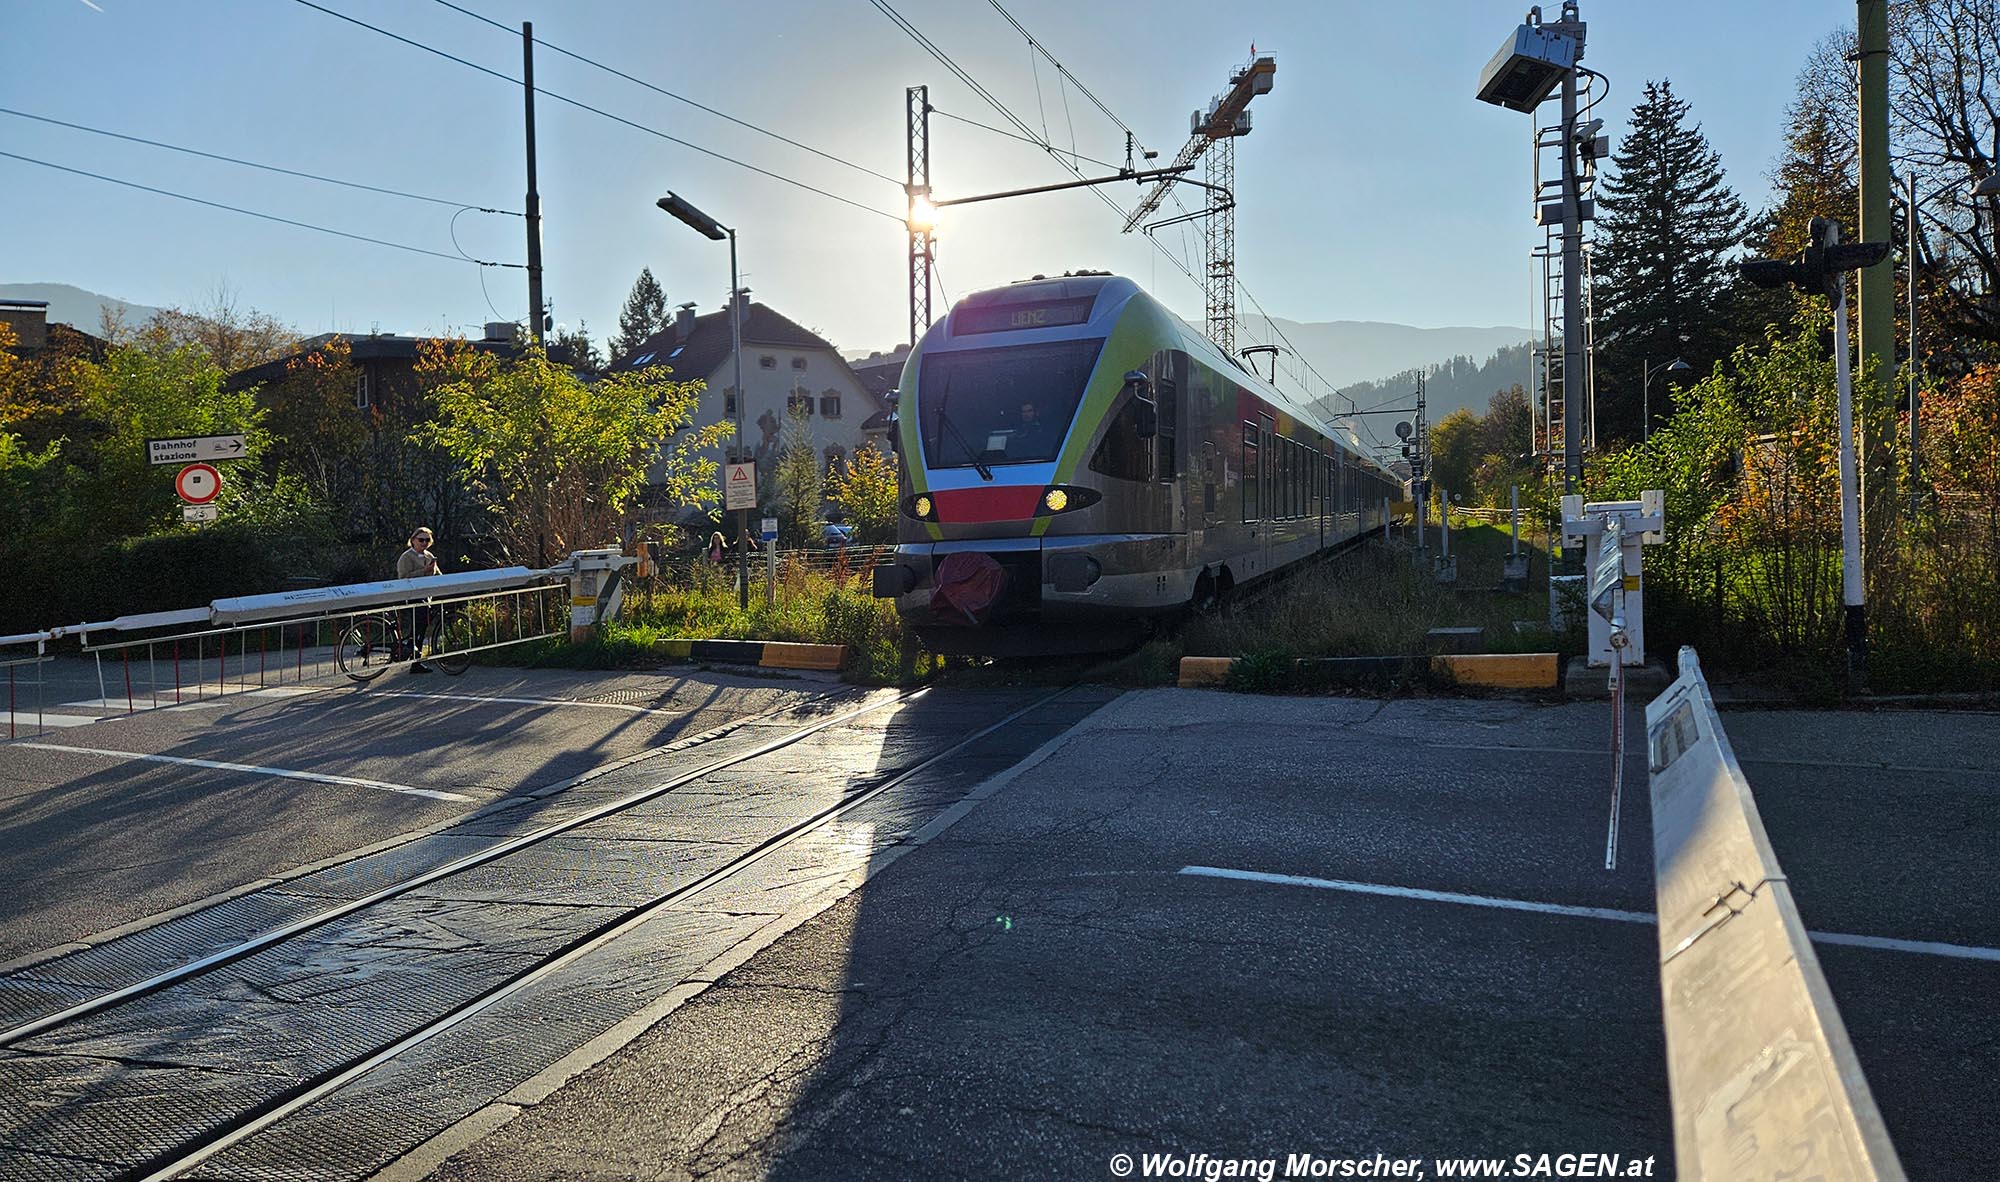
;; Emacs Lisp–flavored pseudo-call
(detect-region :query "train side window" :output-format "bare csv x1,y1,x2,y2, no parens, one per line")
1240,423,1259,522
1090,391,1153,482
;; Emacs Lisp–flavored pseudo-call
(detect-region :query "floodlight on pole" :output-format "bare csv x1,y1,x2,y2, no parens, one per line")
906,194,939,234
656,192,748,609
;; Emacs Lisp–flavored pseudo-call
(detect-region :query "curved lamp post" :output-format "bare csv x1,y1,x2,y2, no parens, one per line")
1642,357,1690,441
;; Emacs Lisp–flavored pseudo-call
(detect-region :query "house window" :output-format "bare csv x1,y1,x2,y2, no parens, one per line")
724,387,738,415
824,445,847,478
759,355,777,369
790,356,808,370
819,391,842,419
787,391,813,416
354,370,370,409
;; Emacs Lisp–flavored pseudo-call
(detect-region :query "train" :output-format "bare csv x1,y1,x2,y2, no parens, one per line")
871,273,1403,655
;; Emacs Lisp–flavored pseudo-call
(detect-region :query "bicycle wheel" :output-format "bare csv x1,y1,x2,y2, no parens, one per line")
336,616,396,683
429,611,473,676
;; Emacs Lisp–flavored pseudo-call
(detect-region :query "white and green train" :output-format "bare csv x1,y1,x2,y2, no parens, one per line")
873,273,1401,655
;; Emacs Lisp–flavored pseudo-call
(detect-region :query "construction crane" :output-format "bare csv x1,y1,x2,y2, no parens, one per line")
1122,51,1275,354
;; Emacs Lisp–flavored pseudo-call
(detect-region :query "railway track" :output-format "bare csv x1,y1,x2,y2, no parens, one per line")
0,683,1110,1181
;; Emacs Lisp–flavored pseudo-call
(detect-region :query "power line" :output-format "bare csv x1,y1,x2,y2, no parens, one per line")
970,2,1359,433
929,106,1125,171
0,106,520,215
291,0,901,223
867,0,1205,299
0,149,517,267
426,0,903,188
985,0,1138,139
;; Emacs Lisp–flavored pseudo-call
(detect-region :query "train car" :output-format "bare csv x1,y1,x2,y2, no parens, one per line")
872,272,1401,655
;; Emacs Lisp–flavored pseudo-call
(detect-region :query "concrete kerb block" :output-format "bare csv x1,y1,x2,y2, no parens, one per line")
1176,653,1560,692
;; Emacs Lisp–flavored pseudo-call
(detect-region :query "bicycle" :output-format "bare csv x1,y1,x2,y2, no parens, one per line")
335,602,473,682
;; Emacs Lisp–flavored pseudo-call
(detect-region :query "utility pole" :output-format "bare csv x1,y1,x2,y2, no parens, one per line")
906,85,933,347
522,22,545,346
1856,0,1895,547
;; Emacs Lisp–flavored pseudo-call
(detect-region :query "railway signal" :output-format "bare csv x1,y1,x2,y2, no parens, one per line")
1740,216,1889,686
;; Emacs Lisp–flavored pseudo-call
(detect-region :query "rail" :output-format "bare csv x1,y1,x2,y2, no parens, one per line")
1647,647,1904,1180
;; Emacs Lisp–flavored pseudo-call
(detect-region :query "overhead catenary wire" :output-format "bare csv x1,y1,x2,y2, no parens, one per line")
969,1,1372,446
291,0,902,224
0,149,517,267
929,106,1125,171
0,107,521,215
425,0,904,189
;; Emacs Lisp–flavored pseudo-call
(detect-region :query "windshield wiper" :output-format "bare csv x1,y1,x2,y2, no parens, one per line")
933,375,993,481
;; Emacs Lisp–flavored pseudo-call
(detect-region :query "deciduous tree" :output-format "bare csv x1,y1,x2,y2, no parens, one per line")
415,343,725,563
829,443,898,543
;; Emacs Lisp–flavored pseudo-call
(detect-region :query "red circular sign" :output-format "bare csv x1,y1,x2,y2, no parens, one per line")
175,463,221,505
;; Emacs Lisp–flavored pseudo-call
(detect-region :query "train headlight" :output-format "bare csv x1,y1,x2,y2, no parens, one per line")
905,494,936,521
1035,485,1100,516
914,495,932,518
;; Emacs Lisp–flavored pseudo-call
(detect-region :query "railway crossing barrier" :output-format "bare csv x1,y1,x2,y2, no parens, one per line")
1647,648,1904,1180
0,557,616,740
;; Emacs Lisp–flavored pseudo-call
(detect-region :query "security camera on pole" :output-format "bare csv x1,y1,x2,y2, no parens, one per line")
1740,216,1891,687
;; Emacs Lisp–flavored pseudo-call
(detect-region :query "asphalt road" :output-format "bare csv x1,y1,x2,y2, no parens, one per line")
415,692,2000,1182
2,672,1992,1181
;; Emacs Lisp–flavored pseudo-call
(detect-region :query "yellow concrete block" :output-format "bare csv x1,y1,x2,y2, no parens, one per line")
760,642,847,671
1432,652,1559,689
654,638,693,658
1177,656,1238,688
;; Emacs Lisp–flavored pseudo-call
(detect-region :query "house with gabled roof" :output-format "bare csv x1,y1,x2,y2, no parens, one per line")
608,296,892,487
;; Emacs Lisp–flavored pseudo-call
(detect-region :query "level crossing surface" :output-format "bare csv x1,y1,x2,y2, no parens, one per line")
0,676,1991,1180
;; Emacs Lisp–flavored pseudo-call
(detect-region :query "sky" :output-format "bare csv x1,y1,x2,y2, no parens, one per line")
3,0,1846,365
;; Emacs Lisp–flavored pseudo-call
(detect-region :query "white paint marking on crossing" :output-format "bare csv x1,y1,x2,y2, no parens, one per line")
1178,865,2000,964
363,691,683,716
14,743,472,802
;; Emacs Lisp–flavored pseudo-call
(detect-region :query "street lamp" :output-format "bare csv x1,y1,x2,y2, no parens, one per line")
657,192,749,610
1641,357,1690,441
1973,172,2000,197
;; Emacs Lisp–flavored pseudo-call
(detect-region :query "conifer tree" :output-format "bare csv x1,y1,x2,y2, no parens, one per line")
1591,80,1749,443
610,268,669,361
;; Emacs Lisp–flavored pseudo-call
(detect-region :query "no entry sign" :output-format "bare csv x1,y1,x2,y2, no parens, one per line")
175,463,222,505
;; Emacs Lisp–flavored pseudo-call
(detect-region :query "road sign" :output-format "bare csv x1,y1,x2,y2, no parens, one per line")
761,516,778,542
147,434,247,466
724,462,756,511
182,504,219,523
175,463,221,505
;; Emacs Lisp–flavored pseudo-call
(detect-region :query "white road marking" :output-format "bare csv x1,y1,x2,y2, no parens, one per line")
14,743,472,802
362,690,688,716
1179,865,2000,964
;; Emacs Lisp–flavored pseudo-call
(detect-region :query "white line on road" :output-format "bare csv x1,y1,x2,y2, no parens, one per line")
362,690,689,716
14,743,472,802
1179,865,2000,964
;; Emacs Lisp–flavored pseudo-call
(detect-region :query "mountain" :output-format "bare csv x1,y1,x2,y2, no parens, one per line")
1309,341,1537,428
1242,317,1533,392
848,318,1532,391
0,283,164,333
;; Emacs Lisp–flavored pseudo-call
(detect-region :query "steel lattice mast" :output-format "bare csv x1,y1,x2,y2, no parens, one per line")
1122,53,1275,354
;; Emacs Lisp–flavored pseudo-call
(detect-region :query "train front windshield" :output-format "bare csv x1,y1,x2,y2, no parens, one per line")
917,338,1104,468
